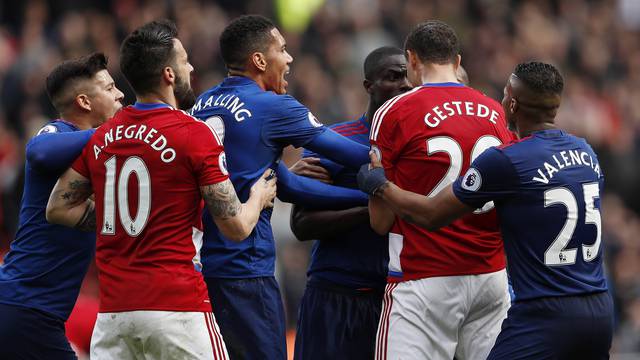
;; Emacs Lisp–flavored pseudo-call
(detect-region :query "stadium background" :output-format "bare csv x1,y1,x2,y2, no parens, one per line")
0,0,639,358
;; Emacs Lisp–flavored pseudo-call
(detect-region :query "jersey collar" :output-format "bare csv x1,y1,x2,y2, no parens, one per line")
133,102,173,111
54,119,80,131
224,76,259,87
533,129,565,138
422,82,465,87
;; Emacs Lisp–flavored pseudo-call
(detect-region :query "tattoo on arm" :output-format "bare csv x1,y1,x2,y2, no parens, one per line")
75,201,96,232
61,179,93,206
202,180,242,219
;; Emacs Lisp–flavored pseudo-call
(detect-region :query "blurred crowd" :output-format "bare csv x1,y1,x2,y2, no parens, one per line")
1,0,639,356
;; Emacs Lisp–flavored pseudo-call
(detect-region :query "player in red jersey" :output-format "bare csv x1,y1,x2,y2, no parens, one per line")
46,20,276,360
368,21,513,359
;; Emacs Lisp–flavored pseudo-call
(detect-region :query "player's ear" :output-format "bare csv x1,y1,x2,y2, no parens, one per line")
510,98,518,114
252,52,267,72
363,79,373,94
454,54,461,70
75,93,92,112
163,66,176,86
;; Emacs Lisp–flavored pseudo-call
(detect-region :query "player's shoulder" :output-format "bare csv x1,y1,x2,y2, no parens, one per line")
34,119,76,136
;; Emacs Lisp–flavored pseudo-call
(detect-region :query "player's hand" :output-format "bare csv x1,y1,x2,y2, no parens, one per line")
252,169,277,209
289,157,332,183
357,151,388,196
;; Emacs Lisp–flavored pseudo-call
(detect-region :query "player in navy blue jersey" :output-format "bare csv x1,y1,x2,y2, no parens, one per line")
358,61,613,359
0,53,124,359
190,15,371,360
290,46,411,360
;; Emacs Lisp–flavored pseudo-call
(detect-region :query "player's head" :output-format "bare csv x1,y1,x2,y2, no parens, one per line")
363,46,412,113
220,15,292,95
46,53,124,127
120,20,195,110
404,20,461,86
502,61,564,132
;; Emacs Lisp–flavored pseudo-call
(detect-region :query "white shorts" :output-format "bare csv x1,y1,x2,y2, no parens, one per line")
376,269,510,360
90,310,229,360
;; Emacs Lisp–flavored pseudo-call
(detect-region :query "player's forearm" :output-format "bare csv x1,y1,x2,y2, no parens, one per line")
305,129,370,169
369,196,395,235
290,205,369,241
46,194,95,231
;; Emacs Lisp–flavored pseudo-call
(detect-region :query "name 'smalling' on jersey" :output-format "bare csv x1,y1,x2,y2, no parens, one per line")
191,93,252,122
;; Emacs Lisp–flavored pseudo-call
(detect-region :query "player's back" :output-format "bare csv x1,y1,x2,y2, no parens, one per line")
191,76,325,278
496,129,607,300
0,121,95,320
371,83,513,282
74,103,224,313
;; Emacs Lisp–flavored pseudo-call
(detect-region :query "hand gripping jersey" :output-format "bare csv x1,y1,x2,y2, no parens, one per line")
72,103,228,312
370,83,514,282
0,120,94,320
453,129,608,300
191,76,327,278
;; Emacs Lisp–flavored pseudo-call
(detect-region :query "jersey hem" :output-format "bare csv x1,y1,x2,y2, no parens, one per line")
98,304,212,313
387,265,506,283
0,299,67,321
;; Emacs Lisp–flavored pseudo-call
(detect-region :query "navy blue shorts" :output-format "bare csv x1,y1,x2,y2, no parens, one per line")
205,276,286,360
294,281,383,360
487,291,613,360
0,303,77,360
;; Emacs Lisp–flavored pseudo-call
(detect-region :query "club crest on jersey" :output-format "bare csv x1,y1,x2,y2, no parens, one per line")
461,168,481,191
219,152,229,175
37,124,57,135
308,112,323,128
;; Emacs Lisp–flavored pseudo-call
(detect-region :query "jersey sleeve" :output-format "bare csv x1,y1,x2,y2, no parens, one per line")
187,121,230,187
452,147,519,208
263,95,327,148
71,143,91,178
370,105,402,180
302,148,344,179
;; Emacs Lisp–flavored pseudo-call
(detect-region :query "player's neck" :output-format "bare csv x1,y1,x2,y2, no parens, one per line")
419,64,459,85
137,90,177,109
517,120,556,138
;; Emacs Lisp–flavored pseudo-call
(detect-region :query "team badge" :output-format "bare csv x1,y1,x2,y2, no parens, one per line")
307,112,323,128
37,124,57,135
461,168,481,191
219,152,229,175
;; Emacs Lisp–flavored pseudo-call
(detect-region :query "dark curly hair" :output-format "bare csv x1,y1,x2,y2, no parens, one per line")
404,20,459,65
220,15,276,71
364,46,405,81
514,61,564,95
120,19,178,96
45,52,108,112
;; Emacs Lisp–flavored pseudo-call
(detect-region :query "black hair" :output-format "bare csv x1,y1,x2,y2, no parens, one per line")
514,61,564,95
45,52,108,112
120,19,178,95
220,15,276,71
364,46,405,80
404,20,459,65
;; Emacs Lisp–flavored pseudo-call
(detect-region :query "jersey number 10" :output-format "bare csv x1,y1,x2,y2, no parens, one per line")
101,156,151,237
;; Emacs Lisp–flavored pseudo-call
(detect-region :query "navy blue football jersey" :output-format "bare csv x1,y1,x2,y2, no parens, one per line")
304,116,388,289
0,120,95,320
453,129,607,301
191,76,328,277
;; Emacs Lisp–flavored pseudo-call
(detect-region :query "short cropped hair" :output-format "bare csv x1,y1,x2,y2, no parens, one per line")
404,20,459,65
220,15,275,71
120,19,178,95
45,53,108,112
514,61,564,95
364,46,405,81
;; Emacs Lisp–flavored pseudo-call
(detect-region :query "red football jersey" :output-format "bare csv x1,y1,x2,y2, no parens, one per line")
370,83,513,282
72,103,228,312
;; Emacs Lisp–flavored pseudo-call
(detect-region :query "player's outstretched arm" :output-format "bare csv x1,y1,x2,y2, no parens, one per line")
359,151,474,231
27,129,95,173
305,129,370,169
46,168,95,232
201,169,277,242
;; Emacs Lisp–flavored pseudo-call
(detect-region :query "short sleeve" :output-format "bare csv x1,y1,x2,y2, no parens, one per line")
263,95,327,148
453,147,519,208
370,105,402,180
71,146,90,178
187,121,230,187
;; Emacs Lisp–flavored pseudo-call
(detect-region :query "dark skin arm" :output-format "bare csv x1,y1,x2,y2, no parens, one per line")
288,157,369,241
368,151,474,233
